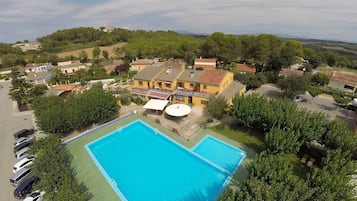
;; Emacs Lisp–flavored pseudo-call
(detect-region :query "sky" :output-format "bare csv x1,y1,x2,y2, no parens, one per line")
1,0,357,43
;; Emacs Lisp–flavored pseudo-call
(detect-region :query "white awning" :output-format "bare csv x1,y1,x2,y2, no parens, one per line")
143,99,169,111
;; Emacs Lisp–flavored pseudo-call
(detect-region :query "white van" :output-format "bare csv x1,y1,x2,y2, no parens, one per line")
13,158,33,174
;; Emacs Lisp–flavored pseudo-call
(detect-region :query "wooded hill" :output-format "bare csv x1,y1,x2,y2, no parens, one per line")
1,27,357,70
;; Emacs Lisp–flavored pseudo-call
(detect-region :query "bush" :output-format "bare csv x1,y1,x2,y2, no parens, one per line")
333,94,352,104
308,86,323,98
118,93,133,105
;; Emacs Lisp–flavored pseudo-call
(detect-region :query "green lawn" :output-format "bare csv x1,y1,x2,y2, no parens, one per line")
209,124,264,153
66,115,255,201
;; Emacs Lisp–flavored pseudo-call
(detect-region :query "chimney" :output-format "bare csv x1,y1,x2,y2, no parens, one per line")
189,71,194,78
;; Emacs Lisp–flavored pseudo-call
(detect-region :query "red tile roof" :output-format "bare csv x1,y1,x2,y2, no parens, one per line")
237,64,256,73
147,91,170,100
198,70,227,85
194,64,216,69
279,68,304,76
51,84,84,91
330,72,357,85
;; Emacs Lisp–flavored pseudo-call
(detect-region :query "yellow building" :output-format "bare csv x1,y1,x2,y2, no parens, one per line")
132,68,246,107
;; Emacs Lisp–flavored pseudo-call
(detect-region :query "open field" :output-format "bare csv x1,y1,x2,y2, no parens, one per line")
57,42,126,59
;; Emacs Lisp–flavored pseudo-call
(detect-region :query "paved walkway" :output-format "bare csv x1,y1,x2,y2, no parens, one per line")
0,80,34,201
144,106,206,140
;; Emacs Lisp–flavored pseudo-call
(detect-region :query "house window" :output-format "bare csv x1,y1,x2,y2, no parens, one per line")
139,81,143,86
203,85,207,89
176,95,185,101
190,83,194,87
165,83,171,88
201,100,208,105
178,82,184,88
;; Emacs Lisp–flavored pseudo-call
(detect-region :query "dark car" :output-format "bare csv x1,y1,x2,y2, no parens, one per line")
14,129,35,139
13,135,36,153
13,176,40,199
336,103,357,111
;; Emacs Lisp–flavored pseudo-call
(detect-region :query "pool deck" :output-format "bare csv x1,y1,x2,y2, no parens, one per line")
66,113,253,201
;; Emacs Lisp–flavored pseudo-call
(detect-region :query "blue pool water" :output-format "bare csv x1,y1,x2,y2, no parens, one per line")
193,136,246,174
86,120,245,201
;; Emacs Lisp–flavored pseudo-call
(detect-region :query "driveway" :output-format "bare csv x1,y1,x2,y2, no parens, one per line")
0,80,35,201
256,84,356,130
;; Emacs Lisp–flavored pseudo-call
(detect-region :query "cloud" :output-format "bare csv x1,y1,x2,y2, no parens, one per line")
0,0,75,22
0,0,357,43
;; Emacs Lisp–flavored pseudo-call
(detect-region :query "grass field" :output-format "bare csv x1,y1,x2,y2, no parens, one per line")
66,115,254,201
57,42,126,60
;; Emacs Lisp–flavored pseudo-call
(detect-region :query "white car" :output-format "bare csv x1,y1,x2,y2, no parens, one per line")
13,157,34,173
24,190,45,201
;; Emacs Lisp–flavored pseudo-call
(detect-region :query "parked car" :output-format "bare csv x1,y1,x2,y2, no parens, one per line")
9,167,32,187
14,129,35,139
335,103,357,111
23,190,45,201
13,135,36,153
13,176,40,199
15,147,30,159
293,95,307,102
17,154,36,162
13,157,34,174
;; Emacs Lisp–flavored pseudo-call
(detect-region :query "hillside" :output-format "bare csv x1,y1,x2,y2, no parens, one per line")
296,38,357,60
57,42,126,59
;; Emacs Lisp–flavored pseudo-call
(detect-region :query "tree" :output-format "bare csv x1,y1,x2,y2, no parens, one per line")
207,95,228,119
92,46,101,60
234,73,266,90
311,73,329,86
265,127,302,154
102,50,109,59
33,87,118,134
308,86,323,98
277,75,310,97
78,50,88,63
31,135,90,201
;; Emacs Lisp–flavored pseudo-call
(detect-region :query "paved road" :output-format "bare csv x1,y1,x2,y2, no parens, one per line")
256,84,356,130
0,81,34,201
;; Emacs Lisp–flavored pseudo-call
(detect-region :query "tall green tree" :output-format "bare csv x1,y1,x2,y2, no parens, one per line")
277,75,310,97
92,46,101,61
207,95,228,119
31,135,90,201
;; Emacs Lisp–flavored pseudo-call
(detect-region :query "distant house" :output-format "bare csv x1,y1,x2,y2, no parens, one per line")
25,71,52,85
12,41,41,52
236,63,256,74
130,58,158,72
57,61,90,76
24,63,52,73
327,71,357,93
193,57,217,69
46,84,84,98
279,68,304,77
161,59,186,69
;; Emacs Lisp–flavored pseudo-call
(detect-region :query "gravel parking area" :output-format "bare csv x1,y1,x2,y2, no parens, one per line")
0,81,35,201
256,84,356,130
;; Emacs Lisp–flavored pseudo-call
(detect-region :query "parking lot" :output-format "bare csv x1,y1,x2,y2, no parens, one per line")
0,81,35,201
256,84,356,130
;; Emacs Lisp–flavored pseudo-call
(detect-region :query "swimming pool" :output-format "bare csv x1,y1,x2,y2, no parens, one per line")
86,120,245,201
193,136,246,174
